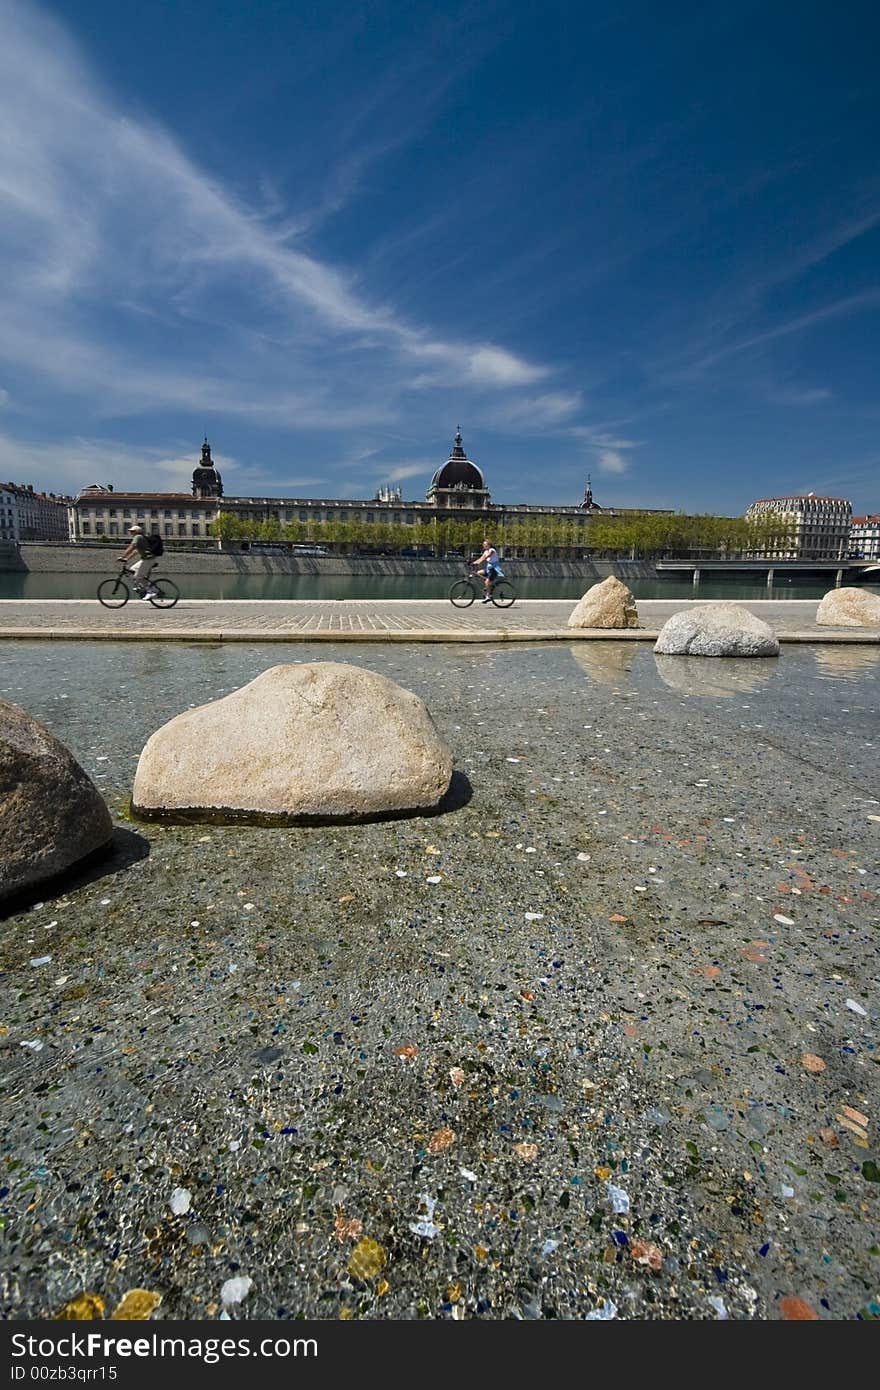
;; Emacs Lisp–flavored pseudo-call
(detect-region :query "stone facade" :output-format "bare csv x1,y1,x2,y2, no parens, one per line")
745,493,852,560
68,431,671,545
850,515,880,560
0,483,70,542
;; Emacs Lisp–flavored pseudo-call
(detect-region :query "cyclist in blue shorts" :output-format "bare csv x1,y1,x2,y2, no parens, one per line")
472,537,504,603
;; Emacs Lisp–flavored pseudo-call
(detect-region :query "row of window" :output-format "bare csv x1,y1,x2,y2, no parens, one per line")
80,522,203,536
80,508,212,520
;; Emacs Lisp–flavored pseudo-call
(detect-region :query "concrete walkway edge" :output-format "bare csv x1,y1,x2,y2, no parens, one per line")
1,626,878,644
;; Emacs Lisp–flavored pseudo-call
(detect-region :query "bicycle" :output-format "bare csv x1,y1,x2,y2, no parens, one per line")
448,562,516,609
97,561,180,609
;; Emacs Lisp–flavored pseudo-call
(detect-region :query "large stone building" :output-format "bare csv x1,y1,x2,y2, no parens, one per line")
0,482,70,542
850,515,880,560
214,429,657,533
70,439,225,542
745,493,852,560
69,430,667,543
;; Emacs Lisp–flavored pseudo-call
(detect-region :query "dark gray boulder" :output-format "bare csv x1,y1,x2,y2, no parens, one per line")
0,700,113,902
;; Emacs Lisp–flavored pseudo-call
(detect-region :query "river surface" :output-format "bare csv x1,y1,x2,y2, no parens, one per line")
2,571,876,602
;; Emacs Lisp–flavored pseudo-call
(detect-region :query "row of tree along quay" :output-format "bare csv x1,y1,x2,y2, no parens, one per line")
205,509,793,559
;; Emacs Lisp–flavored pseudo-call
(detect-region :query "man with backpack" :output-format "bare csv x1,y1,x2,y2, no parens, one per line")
118,524,161,599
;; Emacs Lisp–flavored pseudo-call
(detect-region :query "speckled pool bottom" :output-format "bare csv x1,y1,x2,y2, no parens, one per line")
0,641,877,1320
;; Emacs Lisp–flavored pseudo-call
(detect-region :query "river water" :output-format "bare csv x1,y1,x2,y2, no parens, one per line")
2,571,876,602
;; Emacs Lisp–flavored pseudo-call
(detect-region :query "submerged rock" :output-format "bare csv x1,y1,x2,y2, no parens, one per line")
132,662,454,821
816,587,880,628
654,603,779,656
0,700,113,902
568,575,640,629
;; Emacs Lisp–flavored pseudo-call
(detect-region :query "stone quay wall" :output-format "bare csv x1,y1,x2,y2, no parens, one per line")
8,543,660,583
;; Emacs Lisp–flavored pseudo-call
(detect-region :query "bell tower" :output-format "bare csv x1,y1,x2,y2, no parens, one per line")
192,437,224,499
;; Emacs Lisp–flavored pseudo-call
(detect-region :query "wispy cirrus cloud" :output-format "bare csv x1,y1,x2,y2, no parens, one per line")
687,290,880,373
0,0,552,437
382,462,432,483
767,385,833,406
0,433,231,493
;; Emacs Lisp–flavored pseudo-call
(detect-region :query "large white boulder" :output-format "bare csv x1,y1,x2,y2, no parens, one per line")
568,575,640,629
0,700,113,902
654,603,779,656
132,663,454,821
816,587,880,628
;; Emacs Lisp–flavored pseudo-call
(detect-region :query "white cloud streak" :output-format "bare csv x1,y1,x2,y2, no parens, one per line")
382,462,431,482
690,291,880,372
0,0,552,436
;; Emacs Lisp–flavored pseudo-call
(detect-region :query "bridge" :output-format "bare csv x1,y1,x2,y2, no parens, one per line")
655,558,880,587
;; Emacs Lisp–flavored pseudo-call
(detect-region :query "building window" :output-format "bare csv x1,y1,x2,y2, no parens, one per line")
299,510,307,521
164,509,172,518
96,522,104,534
178,524,187,536
123,509,131,519
109,522,118,535
177,510,186,519
366,511,374,523
82,522,91,534
164,523,172,536
192,523,200,536
151,509,158,518
109,509,116,517
137,508,145,519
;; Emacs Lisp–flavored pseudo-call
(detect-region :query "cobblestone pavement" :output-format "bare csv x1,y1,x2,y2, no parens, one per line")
0,597,877,641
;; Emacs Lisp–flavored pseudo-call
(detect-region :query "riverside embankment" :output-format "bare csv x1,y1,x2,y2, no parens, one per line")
6,542,658,581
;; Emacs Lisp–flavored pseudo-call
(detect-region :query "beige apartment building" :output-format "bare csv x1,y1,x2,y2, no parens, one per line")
850,515,880,560
745,493,852,559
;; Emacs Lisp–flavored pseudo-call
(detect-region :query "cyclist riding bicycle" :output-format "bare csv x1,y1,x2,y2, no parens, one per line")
117,524,159,600
472,538,504,603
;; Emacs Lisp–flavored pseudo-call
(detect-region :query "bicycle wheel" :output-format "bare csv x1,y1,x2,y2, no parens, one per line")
97,578,130,608
449,580,476,608
491,581,516,609
149,578,180,609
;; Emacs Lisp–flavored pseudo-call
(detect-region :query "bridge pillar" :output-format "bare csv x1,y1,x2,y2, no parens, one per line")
835,568,844,588
692,567,700,586
766,567,774,588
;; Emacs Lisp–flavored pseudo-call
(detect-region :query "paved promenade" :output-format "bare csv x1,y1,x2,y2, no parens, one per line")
0,596,877,641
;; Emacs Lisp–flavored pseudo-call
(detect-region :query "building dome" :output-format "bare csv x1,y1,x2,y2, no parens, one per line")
429,429,485,491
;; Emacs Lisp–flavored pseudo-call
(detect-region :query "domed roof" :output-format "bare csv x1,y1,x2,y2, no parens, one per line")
430,429,485,491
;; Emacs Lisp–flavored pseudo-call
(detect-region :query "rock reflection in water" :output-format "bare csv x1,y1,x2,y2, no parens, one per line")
569,642,636,686
813,645,880,680
653,654,775,698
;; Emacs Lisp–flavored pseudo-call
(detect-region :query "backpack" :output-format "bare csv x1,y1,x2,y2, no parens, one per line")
146,533,164,557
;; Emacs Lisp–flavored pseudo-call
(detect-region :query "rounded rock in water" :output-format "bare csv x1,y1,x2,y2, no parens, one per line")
132,661,454,823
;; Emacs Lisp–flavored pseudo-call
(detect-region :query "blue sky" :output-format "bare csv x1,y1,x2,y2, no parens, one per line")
0,0,878,513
